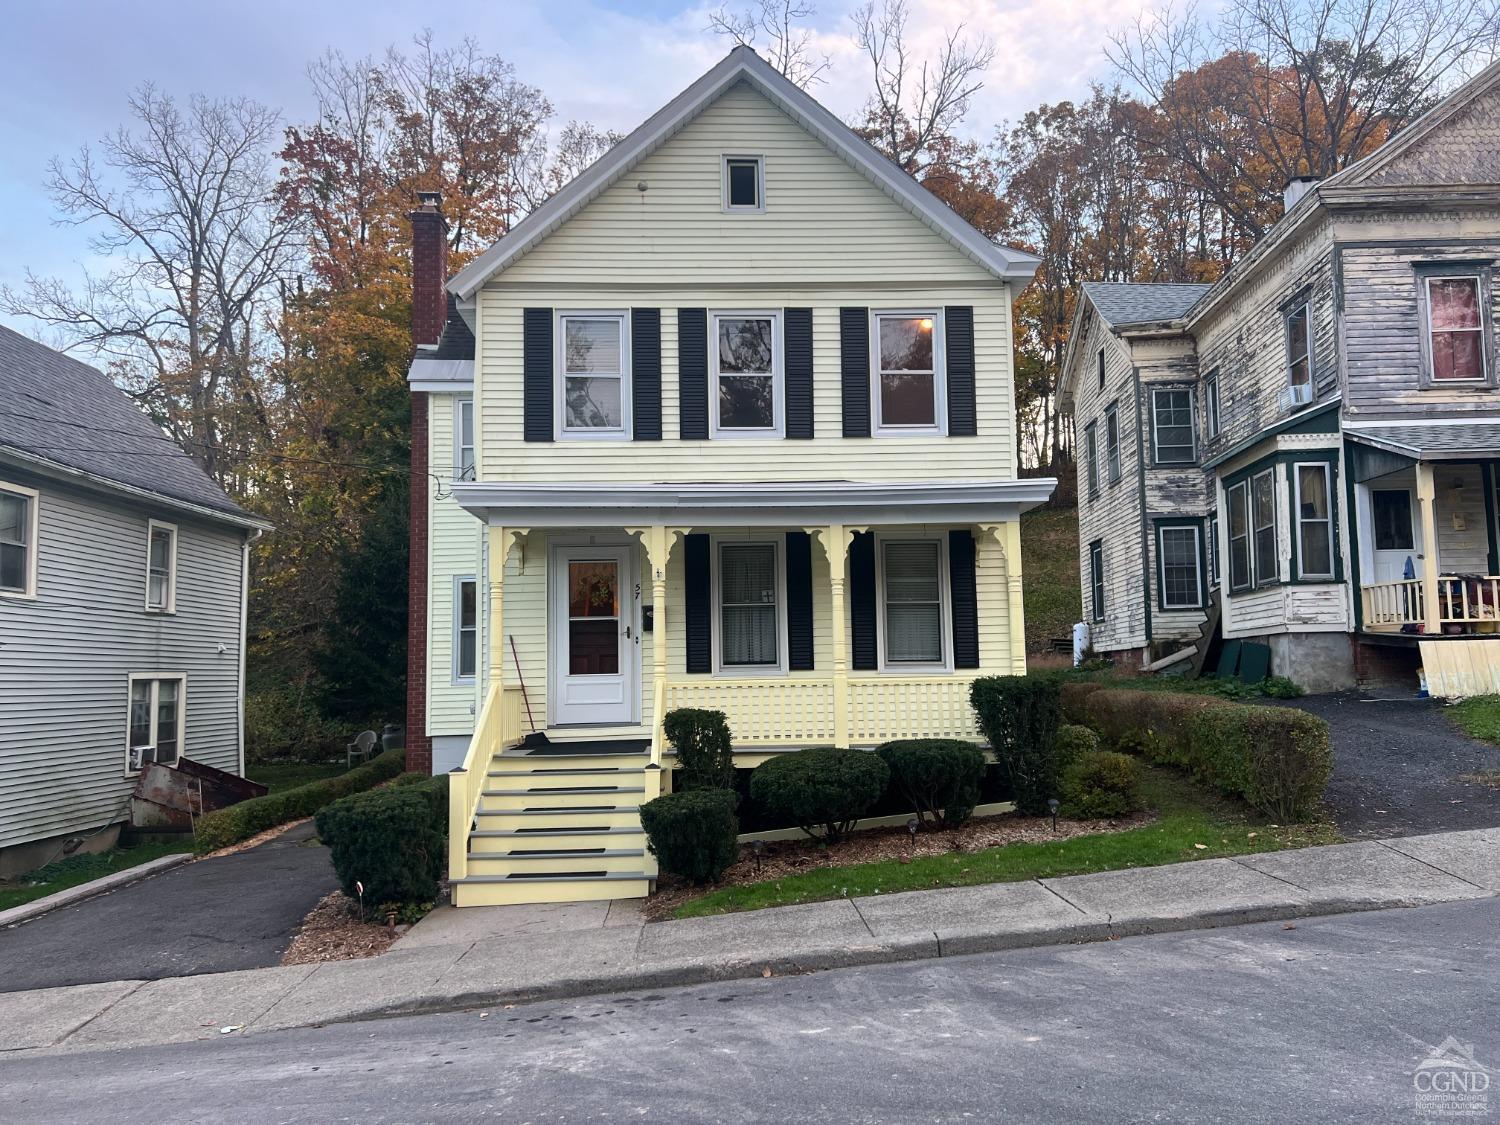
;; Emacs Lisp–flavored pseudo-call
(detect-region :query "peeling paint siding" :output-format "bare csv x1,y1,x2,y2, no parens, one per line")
0,471,245,850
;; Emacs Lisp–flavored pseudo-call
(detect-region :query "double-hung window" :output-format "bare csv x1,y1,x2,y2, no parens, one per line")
712,312,781,436
1089,540,1105,622
880,539,946,667
1424,275,1487,382
1207,513,1220,588
1252,469,1277,585
0,483,37,598
1205,372,1220,439
558,313,629,438
456,398,476,480
1294,463,1334,580
873,311,944,434
454,577,477,682
1227,482,1252,592
146,521,177,613
1285,300,1313,391
1151,388,1196,465
1084,421,1099,496
717,541,781,669
1157,524,1204,610
1104,402,1121,483
127,675,184,771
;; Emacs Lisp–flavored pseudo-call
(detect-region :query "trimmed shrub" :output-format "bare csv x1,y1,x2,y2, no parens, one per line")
876,739,986,828
1059,681,1107,726
749,748,890,842
317,777,448,906
1083,689,1332,821
639,788,740,884
969,676,1064,815
663,708,735,792
1053,723,1102,764
193,749,406,853
1061,749,1140,818
244,686,348,764
1261,676,1304,699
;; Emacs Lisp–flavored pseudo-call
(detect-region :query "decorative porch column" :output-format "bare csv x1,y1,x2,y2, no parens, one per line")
814,524,863,748
978,522,1028,675
486,526,528,684
627,525,680,775
1415,463,1442,635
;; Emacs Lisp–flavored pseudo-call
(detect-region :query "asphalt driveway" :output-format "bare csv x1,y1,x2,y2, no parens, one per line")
0,821,336,994
1278,691,1500,838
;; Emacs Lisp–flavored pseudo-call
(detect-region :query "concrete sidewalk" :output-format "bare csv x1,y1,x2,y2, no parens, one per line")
3,828,1496,1057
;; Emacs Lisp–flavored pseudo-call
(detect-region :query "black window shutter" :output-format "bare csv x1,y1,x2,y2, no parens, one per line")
786,531,814,670
849,531,878,670
678,308,709,440
840,307,870,438
945,306,976,436
784,308,814,439
949,529,980,669
684,533,712,673
522,308,553,442
632,308,661,440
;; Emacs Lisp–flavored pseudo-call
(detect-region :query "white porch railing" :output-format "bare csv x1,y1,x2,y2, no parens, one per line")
1362,576,1500,630
847,676,982,743
664,678,837,744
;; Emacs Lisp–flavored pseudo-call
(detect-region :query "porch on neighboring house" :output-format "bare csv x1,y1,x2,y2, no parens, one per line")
439,478,1050,906
1348,423,1500,638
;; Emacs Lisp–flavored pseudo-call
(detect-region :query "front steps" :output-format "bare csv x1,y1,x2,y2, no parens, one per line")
451,743,654,907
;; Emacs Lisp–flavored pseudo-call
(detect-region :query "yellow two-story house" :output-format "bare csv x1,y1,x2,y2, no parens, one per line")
406,47,1053,906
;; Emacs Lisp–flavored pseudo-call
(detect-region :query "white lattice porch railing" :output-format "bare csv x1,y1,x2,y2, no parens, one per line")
664,678,836,744
847,676,982,743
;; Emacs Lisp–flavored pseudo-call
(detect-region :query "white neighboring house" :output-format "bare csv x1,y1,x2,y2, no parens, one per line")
0,326,267,875
403,46,1054,906
1061,60,1500,693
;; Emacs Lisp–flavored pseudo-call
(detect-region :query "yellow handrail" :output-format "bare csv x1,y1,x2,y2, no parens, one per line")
448,681,505,883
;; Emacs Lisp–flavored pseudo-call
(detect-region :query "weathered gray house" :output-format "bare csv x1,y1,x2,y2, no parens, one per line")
1061,61,1500,692
0,327,267,874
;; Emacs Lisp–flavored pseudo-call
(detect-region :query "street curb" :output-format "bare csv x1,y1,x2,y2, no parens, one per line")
0,854,193,929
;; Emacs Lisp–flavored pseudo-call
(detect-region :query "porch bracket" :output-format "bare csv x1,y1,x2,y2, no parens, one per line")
486,526,530,683
815,524,867,747
978,521,1026,674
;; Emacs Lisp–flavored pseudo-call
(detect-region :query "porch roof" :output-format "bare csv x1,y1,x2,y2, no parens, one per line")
452,478,1056,528
1345,419,1500,461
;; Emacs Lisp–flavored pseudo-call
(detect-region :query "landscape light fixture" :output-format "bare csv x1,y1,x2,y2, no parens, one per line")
1048,798,1060,833
752,838,765,874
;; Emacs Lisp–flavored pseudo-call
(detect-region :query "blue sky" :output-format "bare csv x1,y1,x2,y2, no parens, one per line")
0,0,1145,335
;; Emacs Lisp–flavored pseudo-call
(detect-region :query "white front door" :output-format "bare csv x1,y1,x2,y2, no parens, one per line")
1371,487,1418,582
548,543,638,726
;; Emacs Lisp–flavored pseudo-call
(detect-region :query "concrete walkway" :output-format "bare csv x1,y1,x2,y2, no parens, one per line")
2,827,1496,1057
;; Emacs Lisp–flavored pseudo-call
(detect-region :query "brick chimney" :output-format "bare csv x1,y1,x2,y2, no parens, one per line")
406,191,447,776
410,190,449,347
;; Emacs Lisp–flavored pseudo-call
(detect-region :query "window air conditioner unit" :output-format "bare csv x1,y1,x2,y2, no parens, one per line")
129,745,158,772
1278,383,1314,413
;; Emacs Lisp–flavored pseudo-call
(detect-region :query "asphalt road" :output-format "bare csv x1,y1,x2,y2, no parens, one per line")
1280,691,1500,838
0,821,336,992
4,897,1495,1123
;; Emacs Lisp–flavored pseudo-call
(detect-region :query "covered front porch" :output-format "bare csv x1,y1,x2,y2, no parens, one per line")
1348,423,1500,637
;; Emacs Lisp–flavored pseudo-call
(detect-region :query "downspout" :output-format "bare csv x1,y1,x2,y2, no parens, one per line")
238,527,263,778
1134,366,1153,658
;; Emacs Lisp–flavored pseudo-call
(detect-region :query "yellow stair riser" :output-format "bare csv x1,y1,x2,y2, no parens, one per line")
453,879,650,907
476,809,644,830
481,790,643,812
466,853,646,875
469,831,645,853
496,754,650,772
488,772,646,791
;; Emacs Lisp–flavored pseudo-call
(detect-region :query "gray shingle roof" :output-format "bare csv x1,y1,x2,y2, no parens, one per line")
0,325,252,520
1082,282,1212,328
1346,420,1500,459
432,294,475,360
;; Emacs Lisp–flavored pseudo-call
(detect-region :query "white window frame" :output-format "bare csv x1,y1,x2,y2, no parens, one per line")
710,537,787,675
1150,387,1196,465
1084,421,1099,496
145,519,178,614
1097,346,1106,391
1104,402,1121,483
1293,462,1335,581
1208,512,1220,589
125,672,187,775
721,153,765,213
870,310,947,437
453,575,478,684
1089,540,1105,622
1251,468,1278,588
454,397,476,481
710,310,783,439
554,310,631,441
875,533,952,672
1227,480,1252,593
1285,299,1313,389
1157,524,1205,610
1423,274,1488,383
0,480,39,600
1205,372,1221,439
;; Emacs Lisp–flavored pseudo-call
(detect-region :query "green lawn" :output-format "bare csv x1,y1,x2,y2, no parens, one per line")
1020,505,1082,653
247,760,347,793
671,768,1338,919
1447,696,1500,746
0,841,193,913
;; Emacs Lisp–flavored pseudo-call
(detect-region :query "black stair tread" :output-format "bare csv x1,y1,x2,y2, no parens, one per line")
522,737,651,757
470,826,641,836
483,786,646,795
489,767,646,776
454,872,649,884
476,806,642,817
468,849,646,860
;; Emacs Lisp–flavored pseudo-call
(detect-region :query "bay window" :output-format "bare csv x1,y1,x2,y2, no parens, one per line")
1227,481,1252,592
1294,463,1334,580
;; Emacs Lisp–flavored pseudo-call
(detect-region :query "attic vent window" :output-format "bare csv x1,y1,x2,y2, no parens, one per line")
724,156,763,211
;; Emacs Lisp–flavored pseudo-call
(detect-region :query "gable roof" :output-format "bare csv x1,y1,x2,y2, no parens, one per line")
1081,282,1212,329
0,325,259,525
448,46,1041,299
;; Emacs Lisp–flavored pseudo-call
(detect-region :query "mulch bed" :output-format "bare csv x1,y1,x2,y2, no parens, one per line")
641,807,1155,921
280,891,407,965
